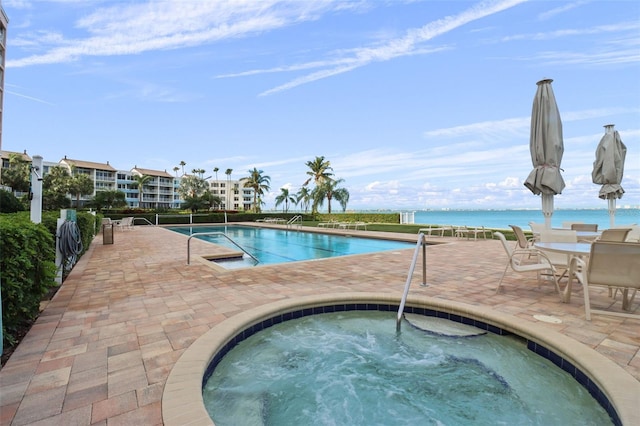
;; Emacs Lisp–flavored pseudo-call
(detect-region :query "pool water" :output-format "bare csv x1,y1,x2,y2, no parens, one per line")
203,311,612,425
169,225,413,267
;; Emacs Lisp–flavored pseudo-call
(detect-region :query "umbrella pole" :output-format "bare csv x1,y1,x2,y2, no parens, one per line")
542,193,554,229
608,198,616,228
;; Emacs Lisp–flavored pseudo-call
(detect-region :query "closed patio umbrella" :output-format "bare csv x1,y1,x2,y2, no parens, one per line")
592,124,626,227
524,79,565,229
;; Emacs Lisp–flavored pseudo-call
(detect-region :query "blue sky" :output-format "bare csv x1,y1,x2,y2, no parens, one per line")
2,0,639,211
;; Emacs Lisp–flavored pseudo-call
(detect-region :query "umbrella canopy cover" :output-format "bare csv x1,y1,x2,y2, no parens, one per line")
524,79,566,196
592,124,626,200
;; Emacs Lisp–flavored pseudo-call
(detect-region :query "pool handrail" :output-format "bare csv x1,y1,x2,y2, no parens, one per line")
287,215,303,229
133,217,155,226
187,232,259,265
396,232,428,331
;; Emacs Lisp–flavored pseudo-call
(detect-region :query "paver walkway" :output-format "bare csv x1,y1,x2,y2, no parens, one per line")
0,224,638,425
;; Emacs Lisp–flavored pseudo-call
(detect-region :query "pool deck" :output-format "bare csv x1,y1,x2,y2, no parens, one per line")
0,223,638,425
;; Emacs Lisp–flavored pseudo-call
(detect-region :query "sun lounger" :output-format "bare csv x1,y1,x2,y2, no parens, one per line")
418,225,451,237
455,226,492,240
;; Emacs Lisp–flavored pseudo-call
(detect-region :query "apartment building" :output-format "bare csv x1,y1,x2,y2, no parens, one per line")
1,151,262,211
208,178,253,211
130,167,180,209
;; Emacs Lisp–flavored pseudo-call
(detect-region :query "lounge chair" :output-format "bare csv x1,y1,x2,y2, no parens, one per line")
494,231,561,299
569,241,640,320
418,225,450,237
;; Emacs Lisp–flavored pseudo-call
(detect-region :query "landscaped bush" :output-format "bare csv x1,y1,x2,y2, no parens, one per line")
0,189,25,213
314,213,399,224
0,214,57,348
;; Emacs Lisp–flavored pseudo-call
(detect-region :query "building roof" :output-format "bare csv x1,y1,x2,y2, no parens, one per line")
60,157,117,172
1,150,31,162
132,167,174,178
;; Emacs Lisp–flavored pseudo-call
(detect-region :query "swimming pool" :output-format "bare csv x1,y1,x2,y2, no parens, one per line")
203,310,613,425
168,225,414,268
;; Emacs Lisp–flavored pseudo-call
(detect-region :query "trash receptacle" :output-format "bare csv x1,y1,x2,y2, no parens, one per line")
103,223,114,244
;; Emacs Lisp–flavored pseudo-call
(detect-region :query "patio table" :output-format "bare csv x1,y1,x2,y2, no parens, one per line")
534,242,591,302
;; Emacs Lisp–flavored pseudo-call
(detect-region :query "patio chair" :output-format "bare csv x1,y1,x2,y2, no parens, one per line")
569,241,640,320
494,232,561,299
528,222,545,243
562,221,583,229
510,225,535,249
599,228,631,242
571,223,598,232
537,229,578,281
115,216,134,231
612,225,640,242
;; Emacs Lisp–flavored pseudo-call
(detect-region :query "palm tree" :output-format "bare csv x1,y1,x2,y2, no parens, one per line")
275,187,296,213
172,166,179,177
224,168,233,210
311,178,349,214
303,156,334,214
303,156,333,187
132,174,153,208
179,161,186,176
243,168,270,213
213,167,219,181
68,173,95,208
295,186,312,213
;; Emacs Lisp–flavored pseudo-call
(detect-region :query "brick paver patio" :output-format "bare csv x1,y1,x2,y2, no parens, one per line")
0,224,638,425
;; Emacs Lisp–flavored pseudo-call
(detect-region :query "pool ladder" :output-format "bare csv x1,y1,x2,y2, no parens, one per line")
187,232,259,265
287,215,303,229
396,232,429,331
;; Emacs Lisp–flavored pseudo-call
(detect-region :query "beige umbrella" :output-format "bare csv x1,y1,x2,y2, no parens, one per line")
592,124,626,227
524,79,565,229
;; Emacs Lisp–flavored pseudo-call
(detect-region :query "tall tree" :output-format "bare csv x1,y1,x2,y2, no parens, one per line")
68,173,95,208
213,167,219,181
275,187,296,213
177,174,209,199
243,168,270,213
179,160,186,175
43,166,72,210
312,178,349,214
303,156,333,187
91,190,127,211
295,186,312,213
172,166,179,177
0,153,30,195
132,174,153,208
303,156,334,214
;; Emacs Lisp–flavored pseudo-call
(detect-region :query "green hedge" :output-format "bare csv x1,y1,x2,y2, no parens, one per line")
0,214,57,348
1,210,99,350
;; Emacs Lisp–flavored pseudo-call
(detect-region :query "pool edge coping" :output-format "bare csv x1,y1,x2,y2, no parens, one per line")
161,292,639,426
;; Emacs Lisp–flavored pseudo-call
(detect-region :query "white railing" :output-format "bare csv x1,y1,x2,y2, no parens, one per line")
187,232,258,265
396,233,429,331
287,215,303,229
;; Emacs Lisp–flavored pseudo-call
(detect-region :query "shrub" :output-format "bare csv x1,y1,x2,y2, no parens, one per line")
0,214,57,348
0,189,25,213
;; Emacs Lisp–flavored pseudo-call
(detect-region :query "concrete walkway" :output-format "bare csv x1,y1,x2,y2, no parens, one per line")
0,224,638,425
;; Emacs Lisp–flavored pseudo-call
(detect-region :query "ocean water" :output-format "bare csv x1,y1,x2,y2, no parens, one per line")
407,208,640,230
